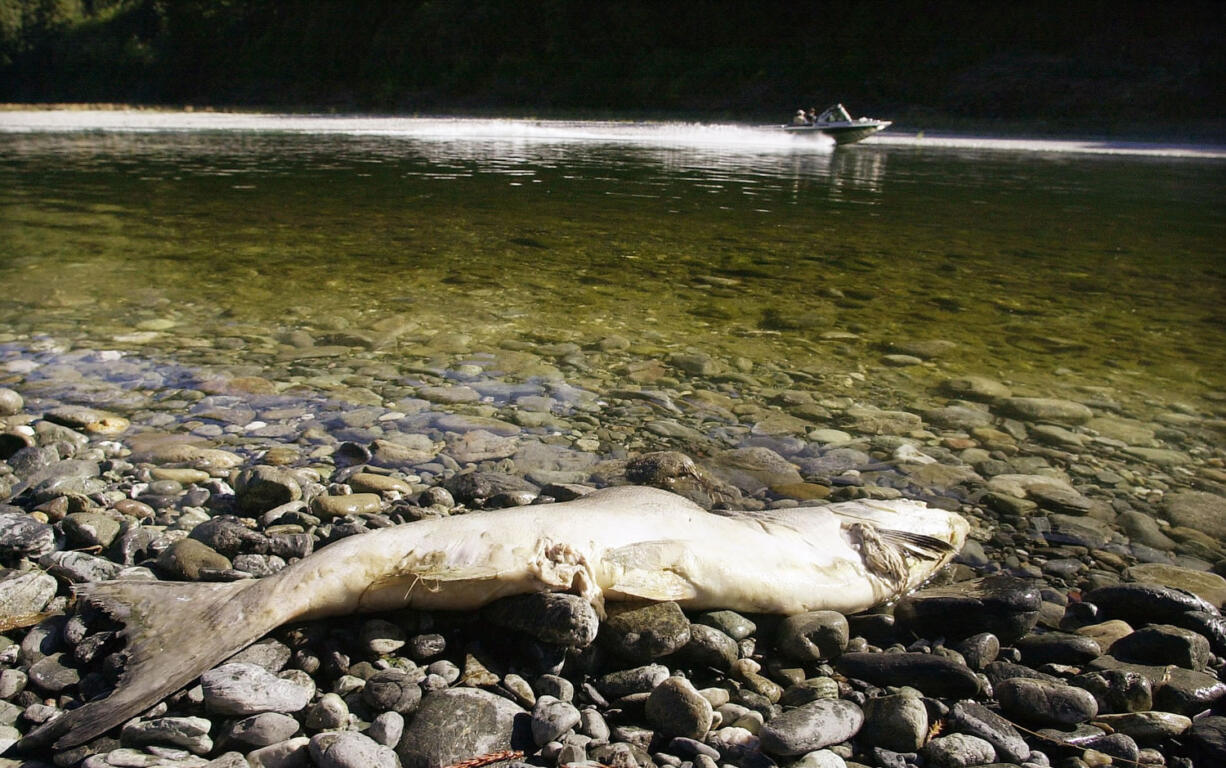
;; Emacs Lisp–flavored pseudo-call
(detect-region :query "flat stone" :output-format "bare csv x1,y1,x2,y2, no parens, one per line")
220,712,301,750
894,574,1042,643
1163,491,1226,539
122,716,213,755
0,514,56,558
921,733,997,768
445,429,520,463
948,700,1030,763
697,610,757,640
707,447,802,492
361,669,423,715
1014,631,1102,666
1154,666,1226,714
201,663,313,716
602,601,691,662
235,465,302,514
1084,582,1217,626
1110,624,1211,670
996,677,1098,726
998,397,1093,424
834,652,980,698
841,406,922,435
310,493,383,518
310,731,398,768
759,698,864,757
1093,711,1191,742
941,375,1012,401
681,625,735,667
157,538,232,580
0,570,58,616
595,664,670,700
1070,668,1153,713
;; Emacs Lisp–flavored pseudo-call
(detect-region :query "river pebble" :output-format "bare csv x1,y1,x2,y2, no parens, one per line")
201,663,313,715
1,343,1224,768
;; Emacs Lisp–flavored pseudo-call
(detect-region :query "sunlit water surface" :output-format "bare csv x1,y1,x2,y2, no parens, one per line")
1,112,1224,432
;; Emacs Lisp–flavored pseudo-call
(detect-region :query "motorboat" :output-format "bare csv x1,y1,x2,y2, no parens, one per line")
784,104,891,145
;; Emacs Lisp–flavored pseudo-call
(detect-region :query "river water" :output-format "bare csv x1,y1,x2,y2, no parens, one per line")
1,111,1223,457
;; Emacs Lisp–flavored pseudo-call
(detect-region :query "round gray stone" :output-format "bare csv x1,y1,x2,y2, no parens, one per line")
221,712,301,750
996,677,1098,726
1164,491,1226,540
759,698,864,757
776,611,849,663
921,733,997,768
397,687,529,768
201,663,313,715
602,601,691,661
644,676,713,740
858,692,928,752
531,694,581,745
310,731,399,768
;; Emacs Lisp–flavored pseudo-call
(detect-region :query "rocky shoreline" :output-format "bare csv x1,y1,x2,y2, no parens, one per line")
1,338,1226,768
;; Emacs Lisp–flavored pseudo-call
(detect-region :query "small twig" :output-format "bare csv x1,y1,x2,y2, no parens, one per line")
442,750,525,768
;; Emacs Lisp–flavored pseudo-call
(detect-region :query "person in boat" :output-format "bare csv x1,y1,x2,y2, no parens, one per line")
792,109,808,125
807,108,818,123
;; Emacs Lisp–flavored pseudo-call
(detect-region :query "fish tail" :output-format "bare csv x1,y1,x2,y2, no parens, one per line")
19,577,275,752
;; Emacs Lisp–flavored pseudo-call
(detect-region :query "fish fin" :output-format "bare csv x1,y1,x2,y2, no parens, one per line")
877,528,956,560
18,578,268,752
605,541,699,602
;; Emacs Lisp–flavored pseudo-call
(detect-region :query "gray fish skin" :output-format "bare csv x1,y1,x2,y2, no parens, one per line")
19,485,967,751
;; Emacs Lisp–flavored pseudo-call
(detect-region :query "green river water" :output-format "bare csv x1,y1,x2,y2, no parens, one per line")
1,115,1224,423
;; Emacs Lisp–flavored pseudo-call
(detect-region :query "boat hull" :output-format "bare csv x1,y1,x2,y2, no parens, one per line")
784,121,891,145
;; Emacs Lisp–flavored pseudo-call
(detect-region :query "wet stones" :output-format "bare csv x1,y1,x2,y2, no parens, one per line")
940,376,1012,402
997,397,1094,425
996,677,1099,726
602,601,691,661
0,388,22,417
1084,582,1218,626
858,692,928,752
893,574,1042,643
776,610,849,663
1071,668,1153,713
482,592,600,648
644,676,713,739
834,653,981,698
947,700,1030,763
157,538,231,580
235,465,302,514
1110,624,1212,670
1163,490,1226,539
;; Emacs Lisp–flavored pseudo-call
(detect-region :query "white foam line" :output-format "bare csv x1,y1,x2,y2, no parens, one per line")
1,110,1219,159
872,133,1226,160
0,110,825,153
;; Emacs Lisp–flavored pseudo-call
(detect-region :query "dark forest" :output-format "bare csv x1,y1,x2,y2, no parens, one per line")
2,1,1222,134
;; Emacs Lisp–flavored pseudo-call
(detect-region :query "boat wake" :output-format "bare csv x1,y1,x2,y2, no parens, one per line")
0,110,833,154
